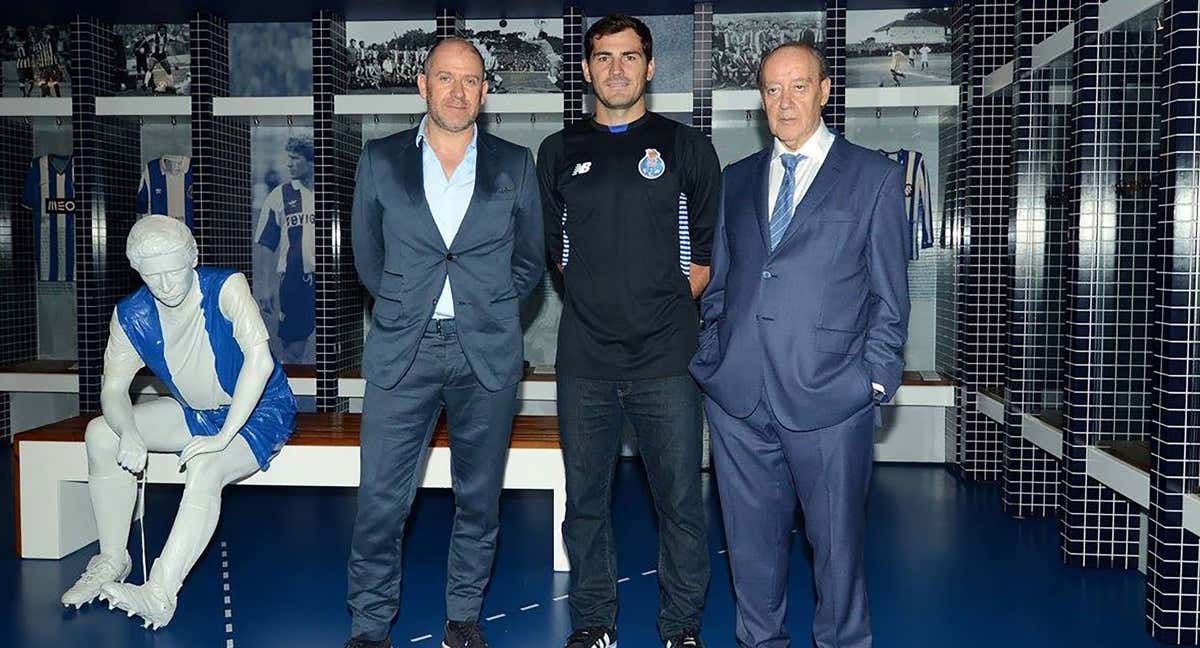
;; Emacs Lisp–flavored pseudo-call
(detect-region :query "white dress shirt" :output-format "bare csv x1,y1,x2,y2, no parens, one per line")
417,115,478,320
768,119,835,220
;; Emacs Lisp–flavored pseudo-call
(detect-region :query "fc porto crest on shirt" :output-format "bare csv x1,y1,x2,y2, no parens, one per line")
638,148,665,180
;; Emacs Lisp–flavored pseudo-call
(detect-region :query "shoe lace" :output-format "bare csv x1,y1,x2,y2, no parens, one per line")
77,555,122,584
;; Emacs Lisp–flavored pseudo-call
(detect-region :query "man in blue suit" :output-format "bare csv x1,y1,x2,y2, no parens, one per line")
690,43,909,648
346,37,545,648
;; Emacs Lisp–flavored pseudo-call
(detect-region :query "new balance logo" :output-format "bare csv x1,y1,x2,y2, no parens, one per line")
571,162,592,176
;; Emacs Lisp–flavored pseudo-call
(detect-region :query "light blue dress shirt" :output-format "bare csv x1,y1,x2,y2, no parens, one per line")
416,115,478,320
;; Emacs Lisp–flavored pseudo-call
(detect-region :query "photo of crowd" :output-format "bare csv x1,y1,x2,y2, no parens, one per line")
346,21,437,94
846,8,952,88
462,18,563,93
713,12,823,90
111,24,190,95
0,24,71,97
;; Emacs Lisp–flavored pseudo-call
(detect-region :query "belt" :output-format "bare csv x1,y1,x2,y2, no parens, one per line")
427,318,457,335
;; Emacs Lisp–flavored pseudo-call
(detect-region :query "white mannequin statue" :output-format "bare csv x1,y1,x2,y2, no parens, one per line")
60,215,297,629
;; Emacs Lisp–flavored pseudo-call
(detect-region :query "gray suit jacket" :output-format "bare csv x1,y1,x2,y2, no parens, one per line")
351,126,545,391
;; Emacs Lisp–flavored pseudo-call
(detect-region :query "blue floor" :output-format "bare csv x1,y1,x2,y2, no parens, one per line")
0,446,1181,647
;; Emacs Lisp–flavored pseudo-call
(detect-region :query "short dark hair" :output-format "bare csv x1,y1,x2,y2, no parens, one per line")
757,42,831,90
585,14,653,61
422,37,485,77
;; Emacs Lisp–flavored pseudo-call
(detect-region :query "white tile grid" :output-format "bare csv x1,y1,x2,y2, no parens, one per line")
960,3,1013,479
1060,3,1155,569
1003,4,1072,514
0,118,36,369
1146,3,1200,640
564,8,585,124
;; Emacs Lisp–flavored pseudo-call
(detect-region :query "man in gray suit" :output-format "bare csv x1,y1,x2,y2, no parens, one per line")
345,37,545,648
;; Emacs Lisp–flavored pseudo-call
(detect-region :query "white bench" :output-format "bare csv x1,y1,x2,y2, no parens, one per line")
13,413,569,571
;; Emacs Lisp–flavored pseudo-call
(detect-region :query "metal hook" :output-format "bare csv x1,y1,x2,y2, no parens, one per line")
409,114,416,125
913,106,919,118
530,113,536,124
170,115,177,127
495,114,502,124
875,107,882,119
253,116,260,127
286,115,293,127
137,115,144,127
55,116,63,128
373,114,380,125
745,110,752,121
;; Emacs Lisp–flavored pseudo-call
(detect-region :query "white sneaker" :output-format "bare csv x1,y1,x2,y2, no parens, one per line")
99,580,177,630
61,552,132,609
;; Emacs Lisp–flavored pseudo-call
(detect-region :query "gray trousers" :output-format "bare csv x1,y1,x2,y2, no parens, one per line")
347,320,518,640
707,397,875,648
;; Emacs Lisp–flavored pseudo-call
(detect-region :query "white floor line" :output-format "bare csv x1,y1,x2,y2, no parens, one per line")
411,634,432,642
221,537,234,647
520,603,540,611
486,613,507,621
553,594,570,601
617,577,630,583
642,569,657,576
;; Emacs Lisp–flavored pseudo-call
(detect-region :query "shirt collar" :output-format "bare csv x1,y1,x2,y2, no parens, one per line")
772,120,834,162
416,114,478,152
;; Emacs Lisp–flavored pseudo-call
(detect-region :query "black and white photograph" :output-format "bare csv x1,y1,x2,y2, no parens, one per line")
462,18,563,93
346,20,437,94
111,23,190,95
846,7,952,88
230,22,312,96
713,12,823,90
0,24,71,97
251,127,316,365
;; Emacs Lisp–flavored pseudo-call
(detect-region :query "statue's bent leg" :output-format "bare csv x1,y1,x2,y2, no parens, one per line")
99,433,258,629
63,398,190,609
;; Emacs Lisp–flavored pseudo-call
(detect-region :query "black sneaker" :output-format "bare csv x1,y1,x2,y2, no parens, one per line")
564,626,618,648
443,620,489,648
664,630,703,648
343,637,391,648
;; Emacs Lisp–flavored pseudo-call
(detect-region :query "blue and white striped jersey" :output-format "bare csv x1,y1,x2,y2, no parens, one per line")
137,155,194,228
21,154,75,282
880,148,933,261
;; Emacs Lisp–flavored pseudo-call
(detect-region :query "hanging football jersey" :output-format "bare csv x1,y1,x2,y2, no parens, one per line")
137,155,194,228
21,154,76,282
880,148,933,260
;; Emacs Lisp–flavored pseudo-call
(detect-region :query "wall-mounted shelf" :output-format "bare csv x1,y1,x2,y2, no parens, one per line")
1099,0,1161,33
213,96,314,117
336,92,569,116
846,85,959,109
983,61,1015,97
582,92,691,114
1031,23,1074,72
96,96,190,117
0,98,72,118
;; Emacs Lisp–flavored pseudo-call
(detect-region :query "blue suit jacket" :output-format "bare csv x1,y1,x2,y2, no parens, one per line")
689,135,910,431
351,126,545,391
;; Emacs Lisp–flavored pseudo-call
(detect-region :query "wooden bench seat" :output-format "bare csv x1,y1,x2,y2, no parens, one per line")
13,412,567,570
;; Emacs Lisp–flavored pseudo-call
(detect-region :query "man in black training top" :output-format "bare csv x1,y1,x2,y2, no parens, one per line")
536,14,721,648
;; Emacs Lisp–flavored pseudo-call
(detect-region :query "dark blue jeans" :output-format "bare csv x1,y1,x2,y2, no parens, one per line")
557,373,710,640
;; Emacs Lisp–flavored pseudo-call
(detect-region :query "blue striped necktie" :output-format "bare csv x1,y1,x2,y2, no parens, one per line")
770,153,804,250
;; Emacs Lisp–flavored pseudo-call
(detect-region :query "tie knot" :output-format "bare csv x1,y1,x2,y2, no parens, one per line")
780,153,804,173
